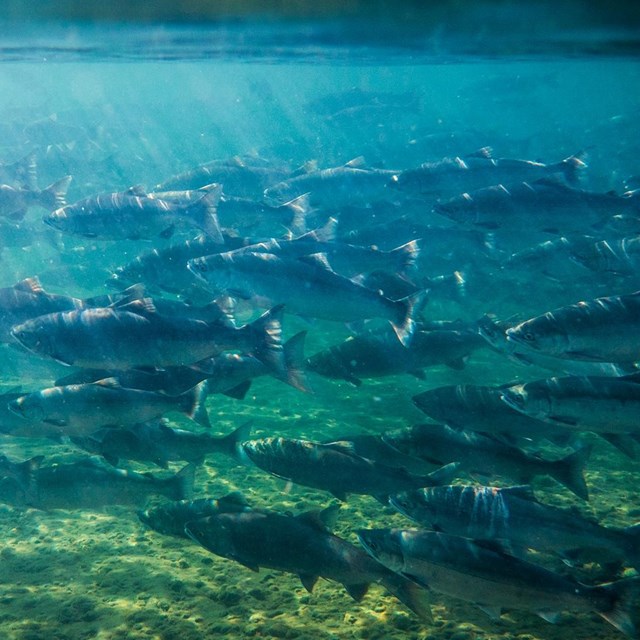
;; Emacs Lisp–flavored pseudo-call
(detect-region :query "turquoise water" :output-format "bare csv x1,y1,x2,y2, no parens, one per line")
0,18,639,640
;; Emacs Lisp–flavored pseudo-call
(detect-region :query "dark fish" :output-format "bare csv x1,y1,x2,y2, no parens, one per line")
389,484,640,570
184,505,432,620
0,452,43,501
307,322,486,386
240,436,459,501
188,251,423,346
44,185,223,241
434,179,640,233
70,421,250,468
391,148,586,196
357,528,640,637
0,151,38,189
11,298,285,372
0,457,196,510
8,378,210,436
138,492,253,537
505,290,640,363
382,423,591,500
500,373,640,435
569,235,640,277
0,175,71,219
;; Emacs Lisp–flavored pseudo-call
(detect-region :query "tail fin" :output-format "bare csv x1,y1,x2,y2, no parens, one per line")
279,330,312,393
242,304,286,375
556,150,588,186
15,455,43,503
189,185,224,243
550,444,591,501
596,576,640,638
391,290,427,347
40,175,72,210
215,421,253,459
380,572,433,621
169,463,196,501
389,239,421,280
180,382,211,429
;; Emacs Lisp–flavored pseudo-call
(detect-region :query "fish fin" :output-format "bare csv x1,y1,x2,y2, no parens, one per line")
125,184,147,196
216,491,251,511
597,577,640,638
189,184,224,243
296,216,338,243
558,150,588,185
221,380,252,400
171,463,196,501
13,276,44,294
298,252,334,271
598,433,639,460
40,175,72,209
400,571,431,591
103,453,120,467
379,573,433,621
282,192,311,235
280,330,312,393
466,146,493,159
551,444,592,501
296,504,340,531
330,490,348,502
500,485,538,501
344,156,366,168
390,239,421,278
110,296,156,314
478,605,502,620
547,414,579,426
242,304,286,376
344,583,369,602
391,290,428,347
299,574,319,593
425,461,461,486
324,440,358,455
220,421,253,460
182,381,211,428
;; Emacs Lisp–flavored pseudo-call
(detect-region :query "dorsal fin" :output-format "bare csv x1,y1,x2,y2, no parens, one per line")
296,217,338,243
111,297,157,315
297,253,334,271
466,146,493,159
92,377,123,390
289,160,317,177
13,277,44,294
323,440,358,455
344,156,365,168
499,485,538,502
125,184,147,197
296,504,340,531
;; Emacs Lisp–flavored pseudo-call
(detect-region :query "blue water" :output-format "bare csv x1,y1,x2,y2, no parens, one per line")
0,17,639,640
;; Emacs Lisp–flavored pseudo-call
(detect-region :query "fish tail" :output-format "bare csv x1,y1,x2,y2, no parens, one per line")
243,304,287,376
180,381,211,429
380,573,433,621
169,463,196,501
189,184,224,243
17,455,43,503
623,524,640,571
215,421,253,459
551,444,592,500
40,175,72,210
389,239,421,279
557,150,588,185
596,576,640,638
391,290,427,347
278,330,312,392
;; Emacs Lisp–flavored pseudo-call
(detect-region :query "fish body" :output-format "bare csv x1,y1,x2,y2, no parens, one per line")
382,423,591,500
184,506,432,619
8,378,210,436
188,251,421,345
44,185,223,241
241,437,457,501
0,458,195,510
389,484,640,570
505,290,640,363
500,374,640,434
10,299,285,371
357,528,640,637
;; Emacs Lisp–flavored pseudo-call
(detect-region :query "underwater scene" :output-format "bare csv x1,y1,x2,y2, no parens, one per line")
0,15,640,640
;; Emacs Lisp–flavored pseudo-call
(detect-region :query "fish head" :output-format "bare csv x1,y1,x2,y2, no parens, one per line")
500,384,551,421
186,253,232,293
7,394,46,423
10,320,55,358
262,182,297,206
389,490,433,521
432,193,476,224
356,528,405,572
505,317,569,356
184,514,236,558
43,204,77,233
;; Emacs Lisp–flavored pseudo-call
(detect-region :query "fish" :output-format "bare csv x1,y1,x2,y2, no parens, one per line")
70,420,251,468
188,251,423,346
184,505,432,620
0,175,71,219
390,148,587,196
505,290,640,363
434,179,640,234
382,423,591,500
389,484,640,571
0,457,196,510
568,234,640,277
239,436,459,501
500,373,640,434
306,322,486,386
138,492,254,537
356,528,640,637
7,378,210,436
0,452,43,501
44,184,224,241
10,298,286,372
262,158,398,208
0,151,38,189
